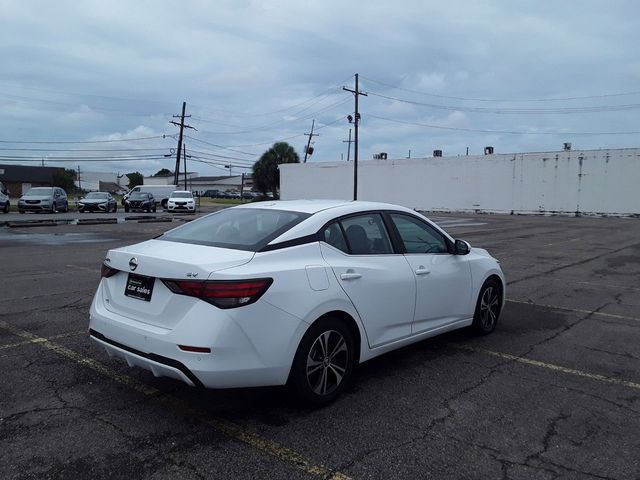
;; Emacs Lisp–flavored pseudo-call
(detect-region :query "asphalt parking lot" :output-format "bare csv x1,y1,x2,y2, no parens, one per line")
1,211,639,479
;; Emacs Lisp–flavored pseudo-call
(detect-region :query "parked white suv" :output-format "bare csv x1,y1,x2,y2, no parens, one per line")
167,190,196,213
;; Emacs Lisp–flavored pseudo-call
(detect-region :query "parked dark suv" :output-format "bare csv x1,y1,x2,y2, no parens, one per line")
18,187,68,213
124,192,156,212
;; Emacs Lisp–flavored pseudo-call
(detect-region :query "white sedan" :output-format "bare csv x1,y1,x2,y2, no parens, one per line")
167,190,196,212
89,200,504,405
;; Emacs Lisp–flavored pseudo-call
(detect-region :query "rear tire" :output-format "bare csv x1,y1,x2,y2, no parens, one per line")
290,317,355,407
3,203,8,213
471,279,502,335
124,206,130,213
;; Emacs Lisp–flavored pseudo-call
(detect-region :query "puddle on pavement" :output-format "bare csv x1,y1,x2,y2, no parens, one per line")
0,231,116,245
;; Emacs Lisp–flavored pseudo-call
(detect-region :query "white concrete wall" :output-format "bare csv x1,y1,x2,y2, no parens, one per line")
280,148,640,215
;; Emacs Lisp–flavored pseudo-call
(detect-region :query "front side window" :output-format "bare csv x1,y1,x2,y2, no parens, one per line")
390,213,448,254
160,208,310,251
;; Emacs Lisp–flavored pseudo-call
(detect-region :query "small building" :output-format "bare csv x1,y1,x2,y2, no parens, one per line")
189,174,253,195
0,164,65,196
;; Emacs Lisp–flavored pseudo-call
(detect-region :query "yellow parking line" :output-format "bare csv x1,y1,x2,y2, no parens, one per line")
506,299,640,322
0,320,351,480
0,330,85,352
455,344,640,391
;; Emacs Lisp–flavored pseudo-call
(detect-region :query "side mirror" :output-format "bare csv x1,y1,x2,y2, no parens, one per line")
454,239,470,255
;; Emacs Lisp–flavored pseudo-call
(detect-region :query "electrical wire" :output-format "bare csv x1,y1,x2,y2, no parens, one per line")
366,91,640,114
361,75,640,103
366,114,640,135
0,135,175,144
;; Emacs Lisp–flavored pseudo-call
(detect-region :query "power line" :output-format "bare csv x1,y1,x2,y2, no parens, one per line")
0,147,169,152
367,91,640,114
0,135,174,144
195,97,351,135
184,135,257,156
366,114,640,135
361,75,640,103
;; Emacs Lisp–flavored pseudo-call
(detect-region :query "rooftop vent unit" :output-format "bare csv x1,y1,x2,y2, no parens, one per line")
373,152,388,160
563,142,572,151
433,149,443,157
484,146,494,155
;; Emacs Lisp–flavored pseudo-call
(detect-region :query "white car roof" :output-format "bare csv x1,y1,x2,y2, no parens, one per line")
234,200,451,245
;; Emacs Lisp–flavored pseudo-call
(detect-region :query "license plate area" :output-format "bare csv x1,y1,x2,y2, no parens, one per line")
125,273,155,301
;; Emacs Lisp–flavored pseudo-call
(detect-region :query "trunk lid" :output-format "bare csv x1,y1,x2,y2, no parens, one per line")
101,239,254,329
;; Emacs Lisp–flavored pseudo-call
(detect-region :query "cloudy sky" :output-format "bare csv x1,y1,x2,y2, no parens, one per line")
2,0,639,177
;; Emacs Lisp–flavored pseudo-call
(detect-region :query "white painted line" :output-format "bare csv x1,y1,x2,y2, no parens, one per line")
0,320,352,480
455,344,640,391
506,299,640,322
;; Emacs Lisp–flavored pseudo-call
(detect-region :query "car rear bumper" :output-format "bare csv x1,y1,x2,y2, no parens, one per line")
88,282,307,389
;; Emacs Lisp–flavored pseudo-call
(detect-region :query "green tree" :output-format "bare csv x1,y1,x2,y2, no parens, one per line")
252,142,300,197
126,171,144,189
153,168,172,177
53,169,77,192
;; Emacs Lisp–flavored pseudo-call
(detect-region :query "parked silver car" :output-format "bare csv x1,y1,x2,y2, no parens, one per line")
18,187,68,214
78,192,118,213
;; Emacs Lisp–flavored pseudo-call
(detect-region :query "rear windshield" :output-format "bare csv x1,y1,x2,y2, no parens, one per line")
159,208,310,251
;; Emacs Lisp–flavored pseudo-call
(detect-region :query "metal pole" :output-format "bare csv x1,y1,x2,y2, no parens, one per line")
354,74,359,200
183,144,188,190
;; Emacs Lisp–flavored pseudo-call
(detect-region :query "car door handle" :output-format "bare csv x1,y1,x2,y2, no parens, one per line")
415,267,431,275
340,271,362,280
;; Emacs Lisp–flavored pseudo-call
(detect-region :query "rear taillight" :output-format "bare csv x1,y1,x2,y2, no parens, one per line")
162,278,273,309
101,263,119,278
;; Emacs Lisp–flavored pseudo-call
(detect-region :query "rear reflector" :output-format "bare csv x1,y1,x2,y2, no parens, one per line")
162,278,273,309
101,263,119,278
178,345,211,353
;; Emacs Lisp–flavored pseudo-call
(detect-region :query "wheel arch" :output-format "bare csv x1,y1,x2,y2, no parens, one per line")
286,309,363,384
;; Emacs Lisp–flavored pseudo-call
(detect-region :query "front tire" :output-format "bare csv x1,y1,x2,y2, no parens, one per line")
471,279,502,335
290,317,355,407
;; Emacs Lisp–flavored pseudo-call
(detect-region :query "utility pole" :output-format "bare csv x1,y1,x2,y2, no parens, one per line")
303,120,319,163
343,73,367,200
342,128,353,161
183,144,188,190
170,102,196,186
77,166,81,191
240,172,245,200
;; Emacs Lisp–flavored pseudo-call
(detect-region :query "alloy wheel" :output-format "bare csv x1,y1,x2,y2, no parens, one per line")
306,330,349,396
479,286,500,330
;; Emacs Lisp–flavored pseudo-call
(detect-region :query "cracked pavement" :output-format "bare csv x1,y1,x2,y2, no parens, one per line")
1,214,639,479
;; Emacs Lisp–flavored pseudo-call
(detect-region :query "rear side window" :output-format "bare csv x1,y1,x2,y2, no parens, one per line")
323,213,393,255
322,223,349,253
160,208,310,251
